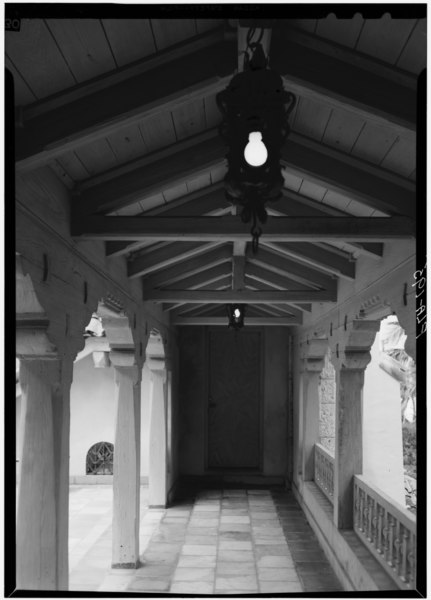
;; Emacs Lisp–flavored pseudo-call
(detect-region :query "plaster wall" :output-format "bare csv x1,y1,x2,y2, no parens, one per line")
178,327,289,478
70,354,116,477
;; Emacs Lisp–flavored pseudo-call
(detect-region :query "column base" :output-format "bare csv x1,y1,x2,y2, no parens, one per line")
112,561,140,570
148,504,166,509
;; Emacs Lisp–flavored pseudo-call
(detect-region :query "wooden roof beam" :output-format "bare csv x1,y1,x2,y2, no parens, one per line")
156,264,232,291
260,241,356,281
173,317,299,326
271,190,384,259
16,34,235,171
72,215,415,242
271,32,416,135
74,131,415,218
246,263,316,292
248,247,337,290
142,245,233,289
282,135,416,218
129,241,224,279
143,289,337,303
74,133,225,216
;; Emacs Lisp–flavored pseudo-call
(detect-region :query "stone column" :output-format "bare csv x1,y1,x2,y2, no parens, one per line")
300,339,327,482
147,357,167,508
331,320,380,529
110,350,141,568
16,356,73,590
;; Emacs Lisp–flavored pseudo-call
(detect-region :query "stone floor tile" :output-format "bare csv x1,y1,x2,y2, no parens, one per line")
257,555,295,568
189,517,219,527
172,567,215,581
142,551,179,565
177,554,216,568
187,526,218,536
215,576,258,591
215,589,256,594
219,540,253,550
216,562,256,575
182,544,217,556
250,513,278,520
254,537,288,545
260,581,303,593
170,581,214,594
185,534,218,545
219,531,253,542
135,564,175,578
252,526,283,536
290,549,328,562
255,544,291,558
192,504,220,512
127,578,170,592
257,567,300,581
217,549,254,562
98,574,133,591
220,515,250,524
219,523,251,533
147,541,183,554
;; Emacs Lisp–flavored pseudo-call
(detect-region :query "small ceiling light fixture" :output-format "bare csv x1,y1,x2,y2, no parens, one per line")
227,304,246,330
217,26,296,253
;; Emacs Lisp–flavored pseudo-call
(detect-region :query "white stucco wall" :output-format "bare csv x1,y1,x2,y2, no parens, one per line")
70,353,152,480
70,354,116,477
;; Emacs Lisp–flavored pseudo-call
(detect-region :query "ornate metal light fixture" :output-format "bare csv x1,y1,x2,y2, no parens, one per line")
217,27,296,253
227,304,246,330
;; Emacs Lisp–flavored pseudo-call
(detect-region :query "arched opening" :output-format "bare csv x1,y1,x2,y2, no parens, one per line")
363,314,416,512
86,441,114,475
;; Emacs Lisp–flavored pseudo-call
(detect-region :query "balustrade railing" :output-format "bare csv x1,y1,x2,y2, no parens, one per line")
314,443,334,503
354,475,416,590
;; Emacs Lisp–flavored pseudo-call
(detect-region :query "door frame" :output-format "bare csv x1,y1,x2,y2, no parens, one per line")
203,326,265,473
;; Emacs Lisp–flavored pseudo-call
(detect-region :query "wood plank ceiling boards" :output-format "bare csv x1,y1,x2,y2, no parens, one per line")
9,12,422,326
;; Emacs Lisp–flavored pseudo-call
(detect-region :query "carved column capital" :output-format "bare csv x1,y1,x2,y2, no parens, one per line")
329,319,380,371
300,337,328,373
147,356,167,383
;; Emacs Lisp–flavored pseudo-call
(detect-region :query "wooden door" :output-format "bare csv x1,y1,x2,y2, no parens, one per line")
207,330,262,470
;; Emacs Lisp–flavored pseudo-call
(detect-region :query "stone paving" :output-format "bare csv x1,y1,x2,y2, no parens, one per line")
69,485,342,594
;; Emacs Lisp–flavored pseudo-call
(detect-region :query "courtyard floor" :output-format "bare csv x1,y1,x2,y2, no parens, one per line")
69,485,342,594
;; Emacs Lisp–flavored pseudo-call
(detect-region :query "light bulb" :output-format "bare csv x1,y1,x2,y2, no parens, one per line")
234,308,241,319
244,131,268,167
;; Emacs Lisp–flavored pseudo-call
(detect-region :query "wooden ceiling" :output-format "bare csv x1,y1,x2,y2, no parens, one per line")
9,14,423,326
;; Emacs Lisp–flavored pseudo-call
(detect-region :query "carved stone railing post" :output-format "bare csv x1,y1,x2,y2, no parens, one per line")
300,338,328,482
16,317,74,590
110,350,141,569
330,320,380,529
147,356,168,508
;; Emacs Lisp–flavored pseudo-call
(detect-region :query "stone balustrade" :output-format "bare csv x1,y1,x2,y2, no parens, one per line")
354,475,416,589
314,443,334,504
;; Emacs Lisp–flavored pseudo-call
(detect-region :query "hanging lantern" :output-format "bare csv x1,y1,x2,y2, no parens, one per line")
227,304,246,330
217,27,296,253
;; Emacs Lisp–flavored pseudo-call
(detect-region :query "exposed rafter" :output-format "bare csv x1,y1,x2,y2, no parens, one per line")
129,241,224,279
259,241,356,280
141,245,232,289
174,317,299,326
16,33,235,171
15,23,416,174
282,135,416,218
271,33,416,135
142,289,337,303
248,247,336,290
156,263,232,291
72,215,414,242
270,190,384,259
71,132,415,218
